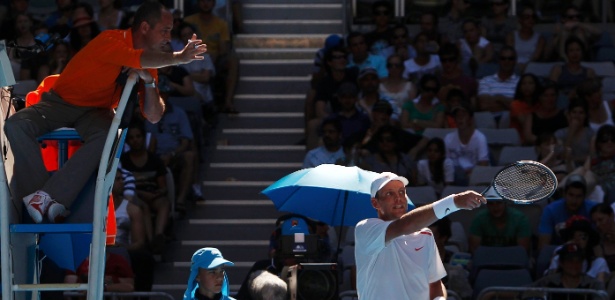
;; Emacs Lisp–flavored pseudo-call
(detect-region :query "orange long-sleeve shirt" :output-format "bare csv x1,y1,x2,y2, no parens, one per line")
53,29,157,108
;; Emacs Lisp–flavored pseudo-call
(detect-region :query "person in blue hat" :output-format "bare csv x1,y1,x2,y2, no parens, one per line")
184,247,235,300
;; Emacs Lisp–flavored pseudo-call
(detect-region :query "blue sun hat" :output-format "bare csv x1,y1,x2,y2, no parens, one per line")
183,247,235,300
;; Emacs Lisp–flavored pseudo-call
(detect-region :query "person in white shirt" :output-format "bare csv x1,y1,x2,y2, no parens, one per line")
444,102,490,185
355,172,486,300
303,118,345,168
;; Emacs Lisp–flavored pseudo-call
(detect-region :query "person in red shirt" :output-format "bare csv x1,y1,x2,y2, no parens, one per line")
5,1,207,224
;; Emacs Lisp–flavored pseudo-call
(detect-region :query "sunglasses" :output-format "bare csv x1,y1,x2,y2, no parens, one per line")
380,135,395,143
600,136,615,143
331,54,346,60
393,34,406,40
387,63,403,68
500,56,516,61
440,57,458,63
423,86,439,93
375,10,389,16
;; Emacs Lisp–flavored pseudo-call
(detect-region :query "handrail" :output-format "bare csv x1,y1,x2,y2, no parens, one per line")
478,286,609,300
65,291,176,300
88,72,138,300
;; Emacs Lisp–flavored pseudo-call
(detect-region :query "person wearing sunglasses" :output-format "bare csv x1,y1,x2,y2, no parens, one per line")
505,5,545,73
549,36,596,97
437,43,478,109
365,0,394,57
547,4,600,62
477,46,519,120
591,125,615,205
380,54,416,112
438,0,472,44
401,74,446,135
380,24,417,62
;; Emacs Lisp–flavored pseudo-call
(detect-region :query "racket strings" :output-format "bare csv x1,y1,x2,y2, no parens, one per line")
494,164,556,202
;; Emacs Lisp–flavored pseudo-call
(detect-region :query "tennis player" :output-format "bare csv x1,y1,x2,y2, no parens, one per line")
355,172,486,299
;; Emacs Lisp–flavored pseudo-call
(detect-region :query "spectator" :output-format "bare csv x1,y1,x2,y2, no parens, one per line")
591,125,615,204
469,199,532,253
379,54,416,113
120,122,171,254
11,13,49,82
522,81,568,145
360,100,427,159
506,5,545,72
577,78,614,133
364,0,393,56
157,43,196,98
538,174,597,251
68,4,101,53
438,0,471,44
111,168,155,293
184,0,239,114
183,247,235,300
536,132,573,183
0,0,29,42
480,0,517,56
458,19,493,73
94,0,125,30
357,67,400,122
442,88,467,128
546,4,601,62
311,34,342,87
590,203,615,272
44,0,76,37
416,137,454,196
554,97,593,167
428,217,473,299
306,46,359,150
248,270,287,300
437,43,478,108
549,36,596,97
477,46,519,120
380,24,416,62
401,74,446,135
37,40,71,83
444,102,490,186
546,216,608,282
418,11,445,48
403,31,442,83
329,82,371,143
364,125,415,183
64,246,135,295
510,73,541,143
531,242,605,298
302,118,345,168
346,31,387,78
145,98,196,216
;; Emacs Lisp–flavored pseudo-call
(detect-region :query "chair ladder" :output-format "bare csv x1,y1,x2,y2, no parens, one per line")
0,73,138,300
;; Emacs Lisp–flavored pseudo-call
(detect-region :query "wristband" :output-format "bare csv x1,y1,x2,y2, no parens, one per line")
432,195,459,219
433,297,446,300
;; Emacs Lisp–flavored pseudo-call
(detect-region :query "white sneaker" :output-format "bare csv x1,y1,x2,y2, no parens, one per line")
22,191,52,223
47,201,68,223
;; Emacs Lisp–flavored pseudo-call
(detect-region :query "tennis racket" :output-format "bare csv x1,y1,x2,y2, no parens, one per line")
482,160,557,204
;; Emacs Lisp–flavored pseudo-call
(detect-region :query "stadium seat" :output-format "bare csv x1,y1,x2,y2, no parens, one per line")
473,268,533,299
603,77,615,102
406,185,438,205
497,146,537,166
524,62,560,78
470,246,529,283
511,203,542,236
423,128,455,141
468,165,504,186
474,111,497,129
581,61,615,77
535,244,558,279
480,128,521,147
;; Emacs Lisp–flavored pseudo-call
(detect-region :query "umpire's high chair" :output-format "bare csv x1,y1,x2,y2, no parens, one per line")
0,71,138,300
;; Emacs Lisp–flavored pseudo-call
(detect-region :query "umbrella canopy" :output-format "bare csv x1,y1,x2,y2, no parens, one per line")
262,164,414,226
39,233,91,271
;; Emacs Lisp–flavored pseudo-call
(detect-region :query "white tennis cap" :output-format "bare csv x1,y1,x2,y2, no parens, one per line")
370,172,409,198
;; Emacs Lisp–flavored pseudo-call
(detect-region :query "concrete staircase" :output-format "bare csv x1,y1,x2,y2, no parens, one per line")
152,1,344,299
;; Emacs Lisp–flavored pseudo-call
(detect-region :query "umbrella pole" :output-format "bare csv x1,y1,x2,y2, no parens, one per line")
335,191,349,263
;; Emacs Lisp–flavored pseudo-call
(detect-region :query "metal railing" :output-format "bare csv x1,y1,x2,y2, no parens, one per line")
65,291,175,300
478,286,609,300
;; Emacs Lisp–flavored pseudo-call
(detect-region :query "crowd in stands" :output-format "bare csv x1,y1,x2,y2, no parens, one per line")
0,0,245,297
301,0,615,299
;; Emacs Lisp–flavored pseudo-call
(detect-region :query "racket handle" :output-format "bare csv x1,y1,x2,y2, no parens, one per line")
433,195,459,219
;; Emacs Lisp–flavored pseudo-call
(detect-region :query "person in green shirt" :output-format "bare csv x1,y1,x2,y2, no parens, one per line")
469,199,532,254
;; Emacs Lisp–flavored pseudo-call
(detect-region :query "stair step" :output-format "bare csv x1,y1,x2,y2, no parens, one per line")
239,59,313,77
236,75,310,94
201,183,271,200
210,145,305,163
176,219,276,240
171,242,271,264
219,129,304,145
242,21,343,35
235,34,329,49
14,283,88,292
243,3,343,20
10,223,93,233
219,113,304,129
236,47,318,60
235,94,305,112
153,263,250,290
189,200,280,218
